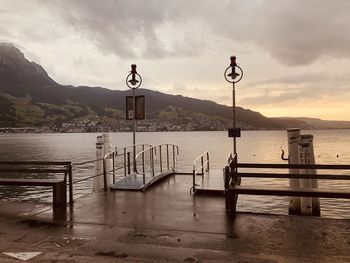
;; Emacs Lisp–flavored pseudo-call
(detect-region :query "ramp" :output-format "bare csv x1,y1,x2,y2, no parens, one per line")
110,143,178,191
110,171,174,191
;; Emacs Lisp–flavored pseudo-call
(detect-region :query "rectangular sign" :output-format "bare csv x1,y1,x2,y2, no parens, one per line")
126,96,145,120
228,128,241,138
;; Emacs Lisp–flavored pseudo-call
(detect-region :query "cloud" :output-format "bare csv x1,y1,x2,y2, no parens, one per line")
41,0,173,59
236,0,350,66
40,0,350,66
239,71,350,106
246,71,350,87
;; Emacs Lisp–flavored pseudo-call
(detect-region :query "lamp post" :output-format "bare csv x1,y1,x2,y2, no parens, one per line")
224,56,243,156
126,64,142,172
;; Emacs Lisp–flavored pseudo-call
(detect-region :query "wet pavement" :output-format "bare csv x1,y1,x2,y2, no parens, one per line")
0,174,350,262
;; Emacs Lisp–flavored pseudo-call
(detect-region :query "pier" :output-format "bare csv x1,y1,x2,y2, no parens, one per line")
1,170,350,262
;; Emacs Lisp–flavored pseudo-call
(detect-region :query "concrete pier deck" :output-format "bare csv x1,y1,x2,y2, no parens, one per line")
0,174,350,262
195,169,225,194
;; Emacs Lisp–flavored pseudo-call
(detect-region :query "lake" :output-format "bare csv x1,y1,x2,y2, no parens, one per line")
0,130,350,218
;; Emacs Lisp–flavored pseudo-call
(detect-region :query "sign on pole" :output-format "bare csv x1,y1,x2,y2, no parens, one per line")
126,95,145,120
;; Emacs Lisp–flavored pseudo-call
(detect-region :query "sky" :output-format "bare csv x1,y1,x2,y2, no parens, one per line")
0,0,349,121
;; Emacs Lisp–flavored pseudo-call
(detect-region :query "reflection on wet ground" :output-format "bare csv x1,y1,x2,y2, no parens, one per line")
0,174,349,261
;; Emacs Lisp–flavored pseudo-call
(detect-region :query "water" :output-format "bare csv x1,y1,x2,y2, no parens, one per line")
0,130,349,218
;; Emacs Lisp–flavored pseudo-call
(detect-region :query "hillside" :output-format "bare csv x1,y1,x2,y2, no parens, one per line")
273,117,350,130
1,43,347,132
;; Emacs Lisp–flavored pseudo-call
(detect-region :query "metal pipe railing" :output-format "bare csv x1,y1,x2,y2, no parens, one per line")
101,144,152,189
71,143,176,198
135,144,179,179
191,151,210,193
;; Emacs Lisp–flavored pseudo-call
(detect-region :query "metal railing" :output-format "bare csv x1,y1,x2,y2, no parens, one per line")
135,144,179,184
102,144,153,189
191,151,210,193
52,143,175,198
224,155,350,216
71,144,152,193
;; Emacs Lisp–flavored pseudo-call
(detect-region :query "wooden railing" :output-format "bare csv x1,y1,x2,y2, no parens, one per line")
0,161,72,207
224,156,350,216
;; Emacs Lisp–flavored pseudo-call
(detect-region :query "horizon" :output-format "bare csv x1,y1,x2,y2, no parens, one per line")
1,1,350,121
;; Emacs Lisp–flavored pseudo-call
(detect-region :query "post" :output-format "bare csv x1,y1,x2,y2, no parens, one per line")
123,148,127,176
142,145,145,175
127,152,131,175
172,145,175,171
103,157,107,191
300,134,320,216
68,163,73,205
151,148,155,177
201,156,204,175
206,152,210,171
224,56,243,157
166,144,169,170
308,136,320,216
225,166,236,217
232,82,236,155
112,152,116,184
159,145,163,173
287,128,301,215
126,64,142,173
192,166,196,192
103,132,112,186
132,89,137,172
94,136,104,191
299,139,312,216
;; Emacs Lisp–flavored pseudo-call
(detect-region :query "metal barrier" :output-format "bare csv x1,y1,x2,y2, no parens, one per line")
69,143,175,196
225,155,350,216
72,144,152,192
135,144,179,185
191,151,210,193
102,144,152,189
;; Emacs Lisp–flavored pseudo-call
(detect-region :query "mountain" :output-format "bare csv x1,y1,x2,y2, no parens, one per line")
1,43,348,131
273,117,350,130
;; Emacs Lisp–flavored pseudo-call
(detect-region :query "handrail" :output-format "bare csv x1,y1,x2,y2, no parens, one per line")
73,143,178,192
100,144,154,189
191,151,210,193
135,144,179,184
115,144,152,155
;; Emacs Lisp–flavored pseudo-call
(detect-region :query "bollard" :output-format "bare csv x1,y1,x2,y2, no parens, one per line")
102,133,113,186
298,136,312,216
300,134,320,216
287,128,301,215
93,136,104,191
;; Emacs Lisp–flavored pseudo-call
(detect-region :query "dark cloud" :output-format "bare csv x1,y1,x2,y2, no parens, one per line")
42,0,350,65
233,0,350,66
43,0,172,58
